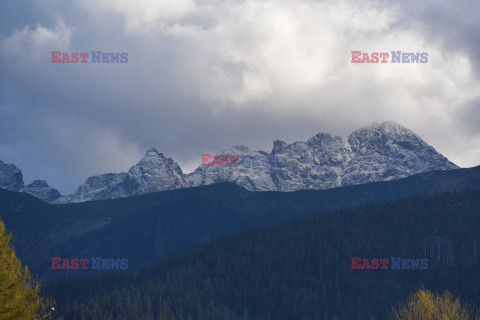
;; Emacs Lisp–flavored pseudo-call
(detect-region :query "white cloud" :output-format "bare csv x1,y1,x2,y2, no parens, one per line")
78,0,197,34
1,18,73,61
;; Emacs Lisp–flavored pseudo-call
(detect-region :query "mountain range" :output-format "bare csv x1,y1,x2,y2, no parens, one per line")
0,121,458,203
2,164,480,281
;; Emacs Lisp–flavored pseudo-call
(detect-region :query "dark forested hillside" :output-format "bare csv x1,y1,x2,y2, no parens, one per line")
2,165,480,281
49,189,480,320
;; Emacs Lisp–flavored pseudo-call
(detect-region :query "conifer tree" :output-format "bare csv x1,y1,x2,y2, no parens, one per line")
0,219,40,320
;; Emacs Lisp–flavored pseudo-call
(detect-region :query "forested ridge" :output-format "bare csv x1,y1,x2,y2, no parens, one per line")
3,165,480,281
48,189,480,319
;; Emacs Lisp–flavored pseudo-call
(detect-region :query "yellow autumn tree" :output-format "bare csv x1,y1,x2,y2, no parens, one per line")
0,219,40,320
391,288,479,320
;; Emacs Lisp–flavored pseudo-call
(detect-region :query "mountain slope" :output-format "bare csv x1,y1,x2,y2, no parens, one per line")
48,188,480,320
1,165,479,281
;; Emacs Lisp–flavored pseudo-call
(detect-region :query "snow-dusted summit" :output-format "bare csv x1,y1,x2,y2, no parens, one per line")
187,121,458,191
58,148,189,203
56,121,458,203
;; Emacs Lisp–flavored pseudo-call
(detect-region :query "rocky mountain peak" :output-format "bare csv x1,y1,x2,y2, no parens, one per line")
0,160,25,191
22,180,61,203
0,160,62,203
307,132,341,148
349,121,417,141
25,179,49,188
272,140,287,154
128,148,180,178
58,148,189,203
142,147,165,160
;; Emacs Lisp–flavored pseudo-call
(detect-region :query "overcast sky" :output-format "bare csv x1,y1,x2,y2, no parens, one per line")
1,0,479,194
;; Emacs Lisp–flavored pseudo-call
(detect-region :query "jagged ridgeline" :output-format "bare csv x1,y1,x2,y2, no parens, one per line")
48,189,480,320
61,121,458,202
1,122,457,203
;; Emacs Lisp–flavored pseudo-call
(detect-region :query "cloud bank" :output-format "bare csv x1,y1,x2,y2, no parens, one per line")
0,0,479,193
